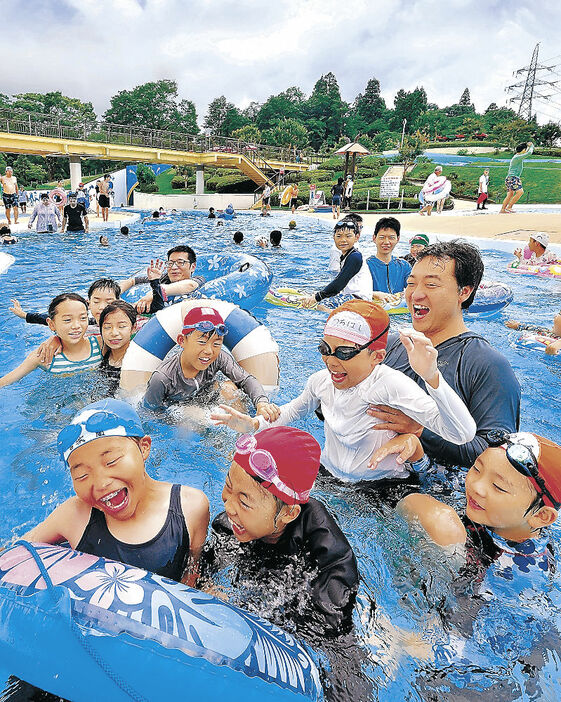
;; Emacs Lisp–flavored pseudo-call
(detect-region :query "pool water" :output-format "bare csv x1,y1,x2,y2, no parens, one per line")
1,211,561,700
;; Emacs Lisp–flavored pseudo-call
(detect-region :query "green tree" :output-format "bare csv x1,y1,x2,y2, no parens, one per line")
492,118,535,148
242,101,261,122
536,121,561,147
482,106,517,132
399,130,427,174
231,124,262,143
204,96,247,136
136,163,156,189
304,73,347,149
392,87,428,130
459,88,473,107
460,115,484,135
353,77,386,129
263,118,308,149
11,91,96,124
256,88,305,131
104,80,198,133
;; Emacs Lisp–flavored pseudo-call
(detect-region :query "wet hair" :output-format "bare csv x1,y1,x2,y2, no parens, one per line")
0,225,11,235
515,142,528,153
40,193,49,200
88,278,121,299
374,216,401,238
167,244,196,263
342,213,363,225
209,207,215,212
416,239,484,309
99,300,137,330
48,292,88,319
337,177,344,185
120,226,129,235
104,173,110,179
152,211,159,218
270,230,282,246
233,231,244,244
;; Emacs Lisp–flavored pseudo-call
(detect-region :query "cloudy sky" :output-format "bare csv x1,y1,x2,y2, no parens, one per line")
10,0,561,124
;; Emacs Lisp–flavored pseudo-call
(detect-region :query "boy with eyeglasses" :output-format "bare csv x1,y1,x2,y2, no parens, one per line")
367,216,412,304
118,245,206,314
212,300,475,483
301,219,373,310
375,430,561,579
144,307,279,422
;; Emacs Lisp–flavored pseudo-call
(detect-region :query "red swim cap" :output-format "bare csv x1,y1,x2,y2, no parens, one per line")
181,306,225,336
234,427,321,505
326,299,390,351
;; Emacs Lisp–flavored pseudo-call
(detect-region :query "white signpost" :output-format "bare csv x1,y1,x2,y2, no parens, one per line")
379,169,402,198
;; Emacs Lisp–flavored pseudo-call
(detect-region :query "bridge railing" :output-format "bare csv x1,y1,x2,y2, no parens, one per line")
0,108,326,168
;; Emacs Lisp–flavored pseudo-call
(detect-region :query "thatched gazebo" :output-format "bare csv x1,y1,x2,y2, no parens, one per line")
334,142,370,180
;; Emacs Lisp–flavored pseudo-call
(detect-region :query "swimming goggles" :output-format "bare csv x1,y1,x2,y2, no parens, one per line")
318,321,390,361
334,220,358,231
484,430,559,508
235,434,310,502
182,320,227,336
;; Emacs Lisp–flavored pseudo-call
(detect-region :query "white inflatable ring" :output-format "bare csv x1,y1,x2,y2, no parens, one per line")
121,299,280,392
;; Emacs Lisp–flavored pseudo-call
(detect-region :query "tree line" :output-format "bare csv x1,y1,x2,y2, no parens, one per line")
1,75,560,185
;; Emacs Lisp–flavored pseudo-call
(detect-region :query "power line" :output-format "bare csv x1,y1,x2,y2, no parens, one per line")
506,43,561,121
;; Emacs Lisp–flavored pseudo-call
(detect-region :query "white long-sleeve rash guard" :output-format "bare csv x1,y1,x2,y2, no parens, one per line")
256,364,476,481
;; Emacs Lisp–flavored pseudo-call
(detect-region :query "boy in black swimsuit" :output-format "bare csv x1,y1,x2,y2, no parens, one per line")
61,193,89,233
23,398,209,584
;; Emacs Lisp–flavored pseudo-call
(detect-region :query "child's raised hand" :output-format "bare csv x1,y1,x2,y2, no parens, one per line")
146,258,165,281
505,320,519,329
36,335,63,366
256,401,280,423
513,248,522,259
368,434,424,469
210,404,258,433
9,299,26,319
399,327,439,387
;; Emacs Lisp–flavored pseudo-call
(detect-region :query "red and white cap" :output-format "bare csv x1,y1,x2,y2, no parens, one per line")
324,300,390,351
181,306,225,335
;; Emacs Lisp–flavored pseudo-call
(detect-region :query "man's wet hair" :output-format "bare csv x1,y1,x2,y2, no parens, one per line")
233,231,244,244
167,244,196,263
374,217,401,238
120,226,129,235
416,239,484,309
152,210,159,218
88,278,121,299
515,142,528,153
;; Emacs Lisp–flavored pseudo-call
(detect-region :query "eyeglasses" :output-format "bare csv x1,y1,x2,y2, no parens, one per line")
484,430,558,508
167,259,191,268
182,320,227,337
318,322,390,361
235,434,310,502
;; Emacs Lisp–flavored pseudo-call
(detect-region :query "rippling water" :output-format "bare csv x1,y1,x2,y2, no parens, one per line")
1,210,561,700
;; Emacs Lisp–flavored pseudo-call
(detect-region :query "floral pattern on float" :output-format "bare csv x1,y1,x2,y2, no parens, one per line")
0,542,322,700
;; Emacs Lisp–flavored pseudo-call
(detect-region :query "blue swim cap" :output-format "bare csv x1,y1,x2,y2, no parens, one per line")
57,398,144,464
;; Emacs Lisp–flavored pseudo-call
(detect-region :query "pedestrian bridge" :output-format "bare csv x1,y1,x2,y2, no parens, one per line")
0,110,318,190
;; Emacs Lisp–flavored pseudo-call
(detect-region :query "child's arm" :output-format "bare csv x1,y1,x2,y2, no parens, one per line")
9,299,49,325
211,374,321,431
368,433,427,470
378,330,476,444
397,493,467,547
21,497,90,548
302,250,363,308
545,339,561,356
180,487,210,587
0,349,44,388
215,352,279,420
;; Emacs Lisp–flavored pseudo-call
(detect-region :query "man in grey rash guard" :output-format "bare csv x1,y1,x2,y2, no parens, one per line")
369,240,520,467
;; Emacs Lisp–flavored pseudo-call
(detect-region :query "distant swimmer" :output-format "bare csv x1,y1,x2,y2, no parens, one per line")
98,174,112,222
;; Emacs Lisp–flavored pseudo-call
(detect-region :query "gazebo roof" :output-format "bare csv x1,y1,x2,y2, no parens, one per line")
334,142,370,155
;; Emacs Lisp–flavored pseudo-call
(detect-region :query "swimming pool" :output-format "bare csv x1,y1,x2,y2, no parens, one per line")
1,211,561,700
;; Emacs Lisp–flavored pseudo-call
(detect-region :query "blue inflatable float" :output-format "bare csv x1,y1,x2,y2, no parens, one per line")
121,253,272,311
465,281,513,318
0,542,322,702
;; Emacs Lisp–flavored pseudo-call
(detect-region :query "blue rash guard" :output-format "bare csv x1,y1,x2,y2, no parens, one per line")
366,255,412,293
384,330,521,467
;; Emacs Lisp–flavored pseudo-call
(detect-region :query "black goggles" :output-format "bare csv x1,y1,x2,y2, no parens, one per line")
484,430,559,508
318,321,390,361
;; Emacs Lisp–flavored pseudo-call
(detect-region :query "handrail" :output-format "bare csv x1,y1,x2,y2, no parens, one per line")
0,107,326,165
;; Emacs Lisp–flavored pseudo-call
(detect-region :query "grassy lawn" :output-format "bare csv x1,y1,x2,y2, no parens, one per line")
36,174,102,190
410,161,561,203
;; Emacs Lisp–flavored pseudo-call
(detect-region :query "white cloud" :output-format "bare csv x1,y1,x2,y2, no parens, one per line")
10,0,561,124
